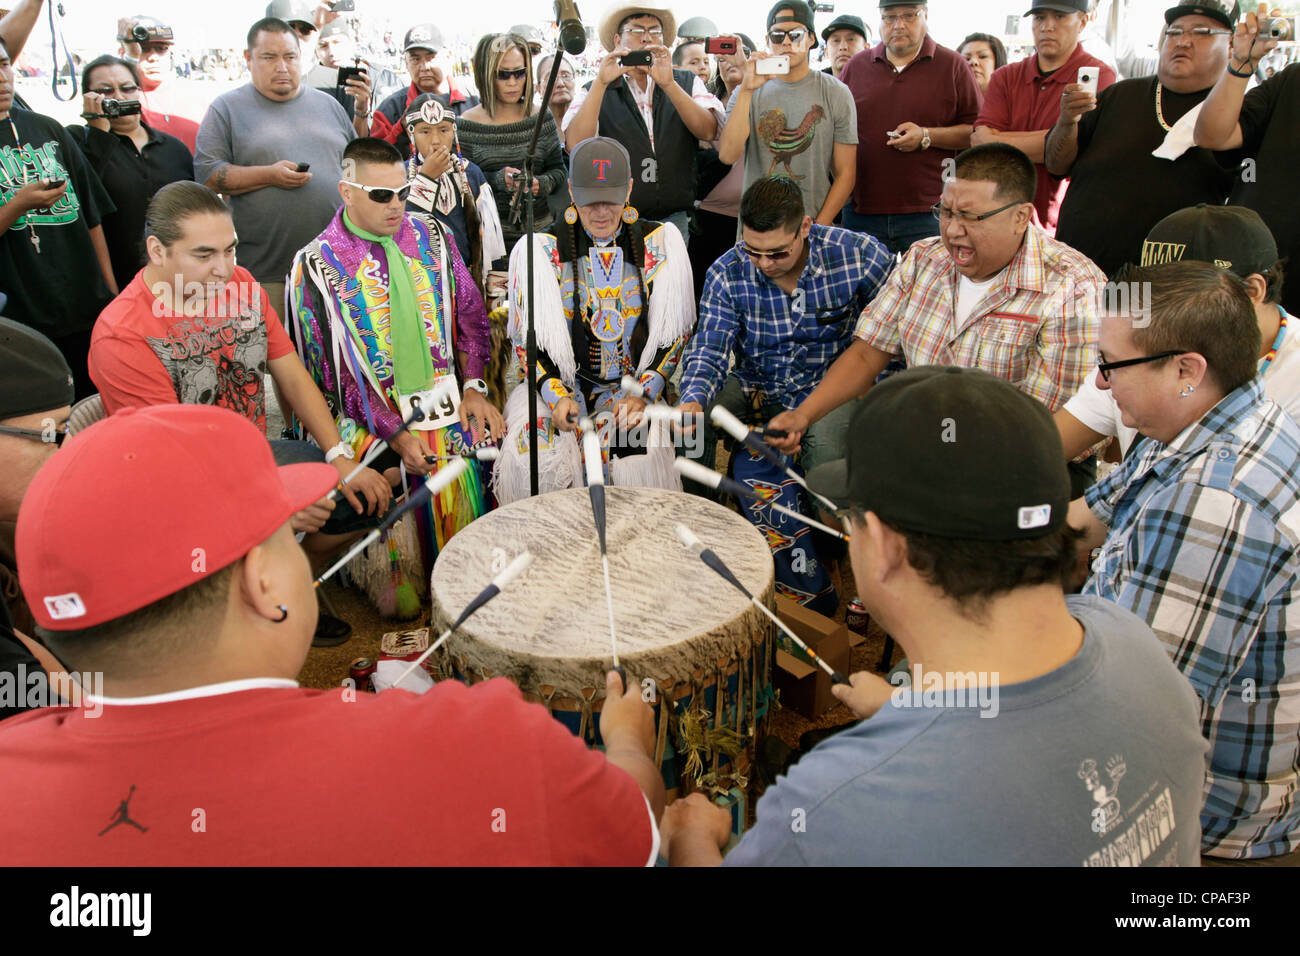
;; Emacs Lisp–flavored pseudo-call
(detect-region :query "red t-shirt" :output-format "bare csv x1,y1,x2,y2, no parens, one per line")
840,36,984,215
975,46,1115,231
89,267,294,434
0,678,657,866
142,108,199,155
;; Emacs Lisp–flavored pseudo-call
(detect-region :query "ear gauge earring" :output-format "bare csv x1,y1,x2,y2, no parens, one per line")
273,605,289,623
564,205,578,225
621,204,639,224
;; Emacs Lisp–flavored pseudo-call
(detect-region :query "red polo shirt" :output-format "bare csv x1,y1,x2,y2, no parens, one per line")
839,35,983,215
976,45,1114,231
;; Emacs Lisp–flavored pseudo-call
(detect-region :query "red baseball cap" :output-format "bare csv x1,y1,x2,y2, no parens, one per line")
17,404,338,630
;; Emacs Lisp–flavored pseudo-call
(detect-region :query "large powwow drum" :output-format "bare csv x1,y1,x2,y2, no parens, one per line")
428,486,776,794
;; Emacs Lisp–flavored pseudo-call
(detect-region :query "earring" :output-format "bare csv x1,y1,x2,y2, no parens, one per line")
621,204,639,224
1179,384,1195,398
564,205,578,225
273,605,289,623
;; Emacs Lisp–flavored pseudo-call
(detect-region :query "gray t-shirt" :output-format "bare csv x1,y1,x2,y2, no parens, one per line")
194,83,354,284
725,595,1209,866
732,70,856,220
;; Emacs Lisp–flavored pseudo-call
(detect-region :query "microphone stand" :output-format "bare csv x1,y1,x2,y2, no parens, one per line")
522,48,570,497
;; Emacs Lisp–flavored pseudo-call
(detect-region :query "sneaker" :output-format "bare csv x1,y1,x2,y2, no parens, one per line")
311,612,352,648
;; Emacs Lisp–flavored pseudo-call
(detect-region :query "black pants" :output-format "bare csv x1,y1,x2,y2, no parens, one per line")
49,329,96,402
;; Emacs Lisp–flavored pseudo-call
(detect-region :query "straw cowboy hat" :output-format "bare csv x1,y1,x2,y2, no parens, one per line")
599,4,678,51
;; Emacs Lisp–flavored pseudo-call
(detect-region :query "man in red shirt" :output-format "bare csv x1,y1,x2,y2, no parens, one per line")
121,16,203,154
972,0,1115,234
0,403,663,865
838,0,982,255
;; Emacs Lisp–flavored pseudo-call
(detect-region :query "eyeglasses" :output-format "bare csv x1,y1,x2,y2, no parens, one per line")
341,180,413,203
881,12,922,26
0,423,68,446
738,236,800,262
497,68,528,81
621,26,665,40
1161,26,1232,39
91,84,139,96
767,28,808,45
931,200,1023,224
1096,350,1188,381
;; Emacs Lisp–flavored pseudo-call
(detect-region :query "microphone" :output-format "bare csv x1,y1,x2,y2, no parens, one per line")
554,0,587,55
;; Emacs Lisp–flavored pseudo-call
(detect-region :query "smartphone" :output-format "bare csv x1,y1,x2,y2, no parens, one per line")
330,0,356,11
886,130,901,139
1076,66,1099,96
756,55,790,76
42,178,66,189
705,36,738,55
337,65,365,88
619,49,653,67
295,162,311,173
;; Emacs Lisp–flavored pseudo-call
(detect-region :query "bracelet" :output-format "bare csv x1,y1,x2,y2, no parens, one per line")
1226,63,1254,79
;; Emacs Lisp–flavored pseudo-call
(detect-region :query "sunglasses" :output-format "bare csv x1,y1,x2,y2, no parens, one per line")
1096,350,1188,382
342,180,413,203
496,67,528,81
767,28,808,45
0,423,68,446
738,236,800,262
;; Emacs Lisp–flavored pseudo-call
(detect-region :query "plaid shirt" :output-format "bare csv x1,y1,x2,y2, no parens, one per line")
853,225,1104,412
1083,379,1300,859
680,224,892,408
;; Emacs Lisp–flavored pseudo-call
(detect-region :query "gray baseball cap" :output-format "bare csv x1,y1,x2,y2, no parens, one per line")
403,23,444,53
569,137,632,207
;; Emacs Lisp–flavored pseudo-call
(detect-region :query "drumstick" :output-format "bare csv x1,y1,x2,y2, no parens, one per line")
579,416,627,688
313,457,470,587
673,459,848,541
327,406,427,503
709,406,840,514
675,524,847,685
423,446,501,463
390,551,534,688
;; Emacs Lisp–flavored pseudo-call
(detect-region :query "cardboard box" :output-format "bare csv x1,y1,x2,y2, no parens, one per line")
773,596,851,719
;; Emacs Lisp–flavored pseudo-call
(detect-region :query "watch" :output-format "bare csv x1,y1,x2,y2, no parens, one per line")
920,128,932,150
463,379,489,397
325,441,355,464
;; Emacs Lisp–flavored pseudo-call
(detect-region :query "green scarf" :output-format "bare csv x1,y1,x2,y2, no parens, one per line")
342,210,435,396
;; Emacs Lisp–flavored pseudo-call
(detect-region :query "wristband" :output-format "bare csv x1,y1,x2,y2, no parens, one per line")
1227,63,1254,79
81,112,108,120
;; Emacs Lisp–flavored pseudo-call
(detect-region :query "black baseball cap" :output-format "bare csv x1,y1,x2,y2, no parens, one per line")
569,137,632,206
1024,0,1089,16
265,0,315,30
767,1,819,46
0,318,74,421
1164,0,1239,30
1142,203,1278,278
807,366,1070,540
403,23,444,54
822,14,869,41
879,0,927,7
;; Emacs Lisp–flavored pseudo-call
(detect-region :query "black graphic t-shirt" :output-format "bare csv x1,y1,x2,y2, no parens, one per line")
0,108,116,337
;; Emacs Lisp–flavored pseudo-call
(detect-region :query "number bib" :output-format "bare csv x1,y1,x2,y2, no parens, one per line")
399,374,461,431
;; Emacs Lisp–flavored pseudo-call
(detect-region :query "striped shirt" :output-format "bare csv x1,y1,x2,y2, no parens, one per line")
853,224,1105,412
1083,378,1300,859
679,224,892,408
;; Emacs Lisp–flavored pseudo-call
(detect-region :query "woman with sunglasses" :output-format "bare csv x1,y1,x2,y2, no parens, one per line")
455,33,567,268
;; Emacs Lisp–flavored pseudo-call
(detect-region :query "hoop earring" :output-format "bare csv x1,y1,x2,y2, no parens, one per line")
564,205,578,225
1179,384,1195,398
273,605,289,623
621,204,639,224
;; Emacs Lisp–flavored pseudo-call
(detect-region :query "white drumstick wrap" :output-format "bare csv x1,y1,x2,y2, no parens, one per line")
474,446,500,462
492,551,533,590
709,405,750,443
675,523,705,555
644,404,683,425
620,375,644,398
673,457,722,489
426,455,469,496
579,418,604,487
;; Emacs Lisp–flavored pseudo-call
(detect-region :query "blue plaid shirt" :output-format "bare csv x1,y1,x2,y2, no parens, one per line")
679,224,892,408
1083,378,1300,859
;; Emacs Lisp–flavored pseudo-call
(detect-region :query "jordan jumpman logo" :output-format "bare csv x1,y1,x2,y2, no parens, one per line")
99,785,149,836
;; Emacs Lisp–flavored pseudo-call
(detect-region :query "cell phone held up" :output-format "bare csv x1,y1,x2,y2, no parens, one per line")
336,65,365,90
1076,66,1099,96
294,162,311,173
756,55,790,76
705,36,738,55
619,49,653,67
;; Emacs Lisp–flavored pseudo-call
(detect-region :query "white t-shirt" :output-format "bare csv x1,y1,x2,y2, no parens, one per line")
1063,307,1300,454
954,273,1000,330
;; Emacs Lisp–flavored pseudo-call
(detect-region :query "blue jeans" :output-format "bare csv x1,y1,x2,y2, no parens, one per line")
841,208,939,257
660,209,690,248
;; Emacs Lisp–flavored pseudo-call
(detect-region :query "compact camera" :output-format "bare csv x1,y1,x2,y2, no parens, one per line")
1260,16,1295,41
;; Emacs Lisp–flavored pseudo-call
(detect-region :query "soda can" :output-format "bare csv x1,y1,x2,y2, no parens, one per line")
845,598,869,640
349,657,376,691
